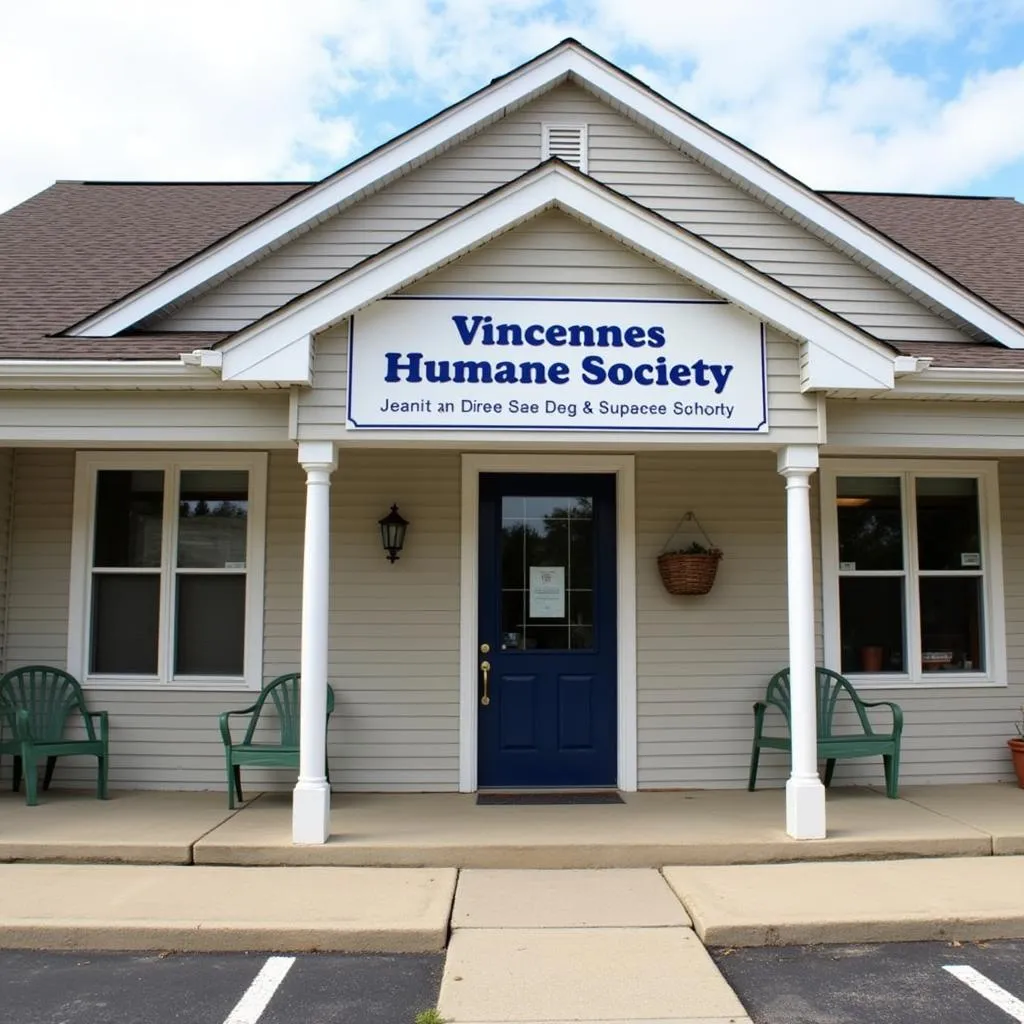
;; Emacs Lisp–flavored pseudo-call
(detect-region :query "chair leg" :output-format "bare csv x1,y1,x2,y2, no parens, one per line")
747,743,760,791
233,765,244,807
823,759,836,788
24,757,39,806
97,755,109,800
43,756,57,790
12,755,22,793
883,753,899,799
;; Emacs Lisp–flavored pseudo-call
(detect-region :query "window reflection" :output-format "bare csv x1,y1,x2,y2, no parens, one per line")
500,495,594,651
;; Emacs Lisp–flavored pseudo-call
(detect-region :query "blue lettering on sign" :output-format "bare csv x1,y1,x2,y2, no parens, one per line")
381,314,736,394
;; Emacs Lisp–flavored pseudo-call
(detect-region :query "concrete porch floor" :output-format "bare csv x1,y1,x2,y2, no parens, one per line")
1,784,1022,867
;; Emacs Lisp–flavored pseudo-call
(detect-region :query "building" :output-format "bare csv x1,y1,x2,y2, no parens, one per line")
2,40,1023,844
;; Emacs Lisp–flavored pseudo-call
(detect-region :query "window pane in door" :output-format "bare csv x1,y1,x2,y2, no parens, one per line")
501,493,595,652
836,477,903,570
93,470,164,568
916,478,981,571
177,470,249,569
920,576,984,672
175,574,245,675
839,576,906,674
91,573,160,673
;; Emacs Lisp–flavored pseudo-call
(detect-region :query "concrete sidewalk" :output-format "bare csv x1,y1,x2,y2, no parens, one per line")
3,861,1024,1022
0,863,455,952
441,869,751,1024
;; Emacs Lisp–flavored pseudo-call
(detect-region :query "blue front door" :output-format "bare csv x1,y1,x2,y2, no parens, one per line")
477,473,617,788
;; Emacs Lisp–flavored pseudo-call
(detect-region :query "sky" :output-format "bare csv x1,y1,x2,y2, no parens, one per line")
3,0,1024,213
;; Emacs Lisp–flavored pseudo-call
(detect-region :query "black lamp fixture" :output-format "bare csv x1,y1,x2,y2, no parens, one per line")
378,504,409,563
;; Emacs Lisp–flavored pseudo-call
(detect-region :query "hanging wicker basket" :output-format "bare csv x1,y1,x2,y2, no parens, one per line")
657,512,723,596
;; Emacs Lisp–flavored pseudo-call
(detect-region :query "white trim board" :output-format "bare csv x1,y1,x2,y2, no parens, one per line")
459,453,637,792
68,41,1024,348
818,457,1007,690
68,450,268,691
221,162,897,393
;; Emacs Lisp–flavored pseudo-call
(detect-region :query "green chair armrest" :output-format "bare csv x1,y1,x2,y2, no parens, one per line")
14,707,33,741
87,710,109,743
752,700,768,737
861,699,904,736
218,703,262,747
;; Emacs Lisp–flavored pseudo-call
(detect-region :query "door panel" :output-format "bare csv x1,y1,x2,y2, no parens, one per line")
478,473,617,788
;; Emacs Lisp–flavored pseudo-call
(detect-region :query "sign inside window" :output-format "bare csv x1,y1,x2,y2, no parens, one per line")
529,566,565,618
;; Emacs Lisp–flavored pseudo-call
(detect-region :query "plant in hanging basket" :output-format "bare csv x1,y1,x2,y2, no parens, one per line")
657,541,723,596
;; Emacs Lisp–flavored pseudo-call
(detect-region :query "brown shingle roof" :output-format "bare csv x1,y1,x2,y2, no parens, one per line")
0,181,307,359
823,191,1024,326
2,177,1023,368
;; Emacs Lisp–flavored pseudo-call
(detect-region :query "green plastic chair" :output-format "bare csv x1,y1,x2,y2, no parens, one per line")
748,666,904,798
0,665,110,805
219,673,335,808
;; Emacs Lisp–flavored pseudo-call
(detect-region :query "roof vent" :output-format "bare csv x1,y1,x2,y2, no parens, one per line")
542,123,588,173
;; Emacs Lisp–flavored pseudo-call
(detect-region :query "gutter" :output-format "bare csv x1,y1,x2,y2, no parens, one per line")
0,351,225,389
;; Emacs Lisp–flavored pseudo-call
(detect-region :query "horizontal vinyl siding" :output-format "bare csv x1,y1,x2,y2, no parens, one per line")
0,449,12,672
635,452,822,788
0,391,290,446
297,213,820,444
3,447,460,792
636,451,1022,789
156,85,970,346
826,401,1024,452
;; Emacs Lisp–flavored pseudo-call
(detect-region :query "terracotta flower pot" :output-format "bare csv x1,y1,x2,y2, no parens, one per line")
1008,737,1024,789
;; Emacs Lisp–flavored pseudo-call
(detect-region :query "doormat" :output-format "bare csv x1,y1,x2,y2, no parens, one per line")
477,792,624,805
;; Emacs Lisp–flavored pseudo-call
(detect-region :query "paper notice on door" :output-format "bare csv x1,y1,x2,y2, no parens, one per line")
529,566,565,618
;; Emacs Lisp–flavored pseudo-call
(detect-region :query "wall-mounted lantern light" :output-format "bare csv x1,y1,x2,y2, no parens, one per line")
378,504,409,563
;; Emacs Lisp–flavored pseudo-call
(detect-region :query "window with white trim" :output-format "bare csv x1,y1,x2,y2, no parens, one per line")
69,453,267,689
821,460,1006,686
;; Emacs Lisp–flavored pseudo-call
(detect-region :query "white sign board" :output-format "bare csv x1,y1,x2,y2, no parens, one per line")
347,297,768,432
529,566,565,618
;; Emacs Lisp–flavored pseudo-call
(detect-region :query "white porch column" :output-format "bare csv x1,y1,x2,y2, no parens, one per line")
777,444,826,840
292,440,337,844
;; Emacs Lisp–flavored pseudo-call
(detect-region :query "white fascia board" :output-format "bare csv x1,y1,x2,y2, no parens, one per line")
68,52,580,339
222,164,895,391
68,42,1024,351
569,52,1024,348
891,366,1024,400
0,359,223,389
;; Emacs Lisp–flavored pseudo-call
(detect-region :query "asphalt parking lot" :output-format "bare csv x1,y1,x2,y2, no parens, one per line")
0,950,444,1024
713,939,1024,1024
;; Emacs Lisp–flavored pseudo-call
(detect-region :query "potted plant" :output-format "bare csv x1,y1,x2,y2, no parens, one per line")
1009,706,1024,789
657,540,723,596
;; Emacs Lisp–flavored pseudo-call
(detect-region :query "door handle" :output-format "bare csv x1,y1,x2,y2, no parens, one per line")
480,660,491,706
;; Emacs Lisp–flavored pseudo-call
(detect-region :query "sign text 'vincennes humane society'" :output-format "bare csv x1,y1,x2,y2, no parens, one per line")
347,297,768,432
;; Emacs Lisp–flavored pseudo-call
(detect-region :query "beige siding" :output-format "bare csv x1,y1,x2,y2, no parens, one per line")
156,85,970,345
827,400,1024,453
636,451,819,788
0,448,12,672
0,391,291,446
4,448,459,791
297,213,821,445
5,444,1019,791
636,450,1022,789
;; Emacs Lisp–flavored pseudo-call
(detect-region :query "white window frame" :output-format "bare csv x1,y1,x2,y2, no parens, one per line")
820,458,1007,689
68,451,268,691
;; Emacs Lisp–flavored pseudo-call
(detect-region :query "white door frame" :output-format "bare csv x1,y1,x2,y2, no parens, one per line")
459,453,638,792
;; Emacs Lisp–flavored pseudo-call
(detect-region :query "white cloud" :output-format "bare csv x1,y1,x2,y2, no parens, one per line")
2,0,1024,213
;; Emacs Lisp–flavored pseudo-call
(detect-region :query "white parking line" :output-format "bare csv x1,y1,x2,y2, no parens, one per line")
945,965,1024,1022
223,956,296,1024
